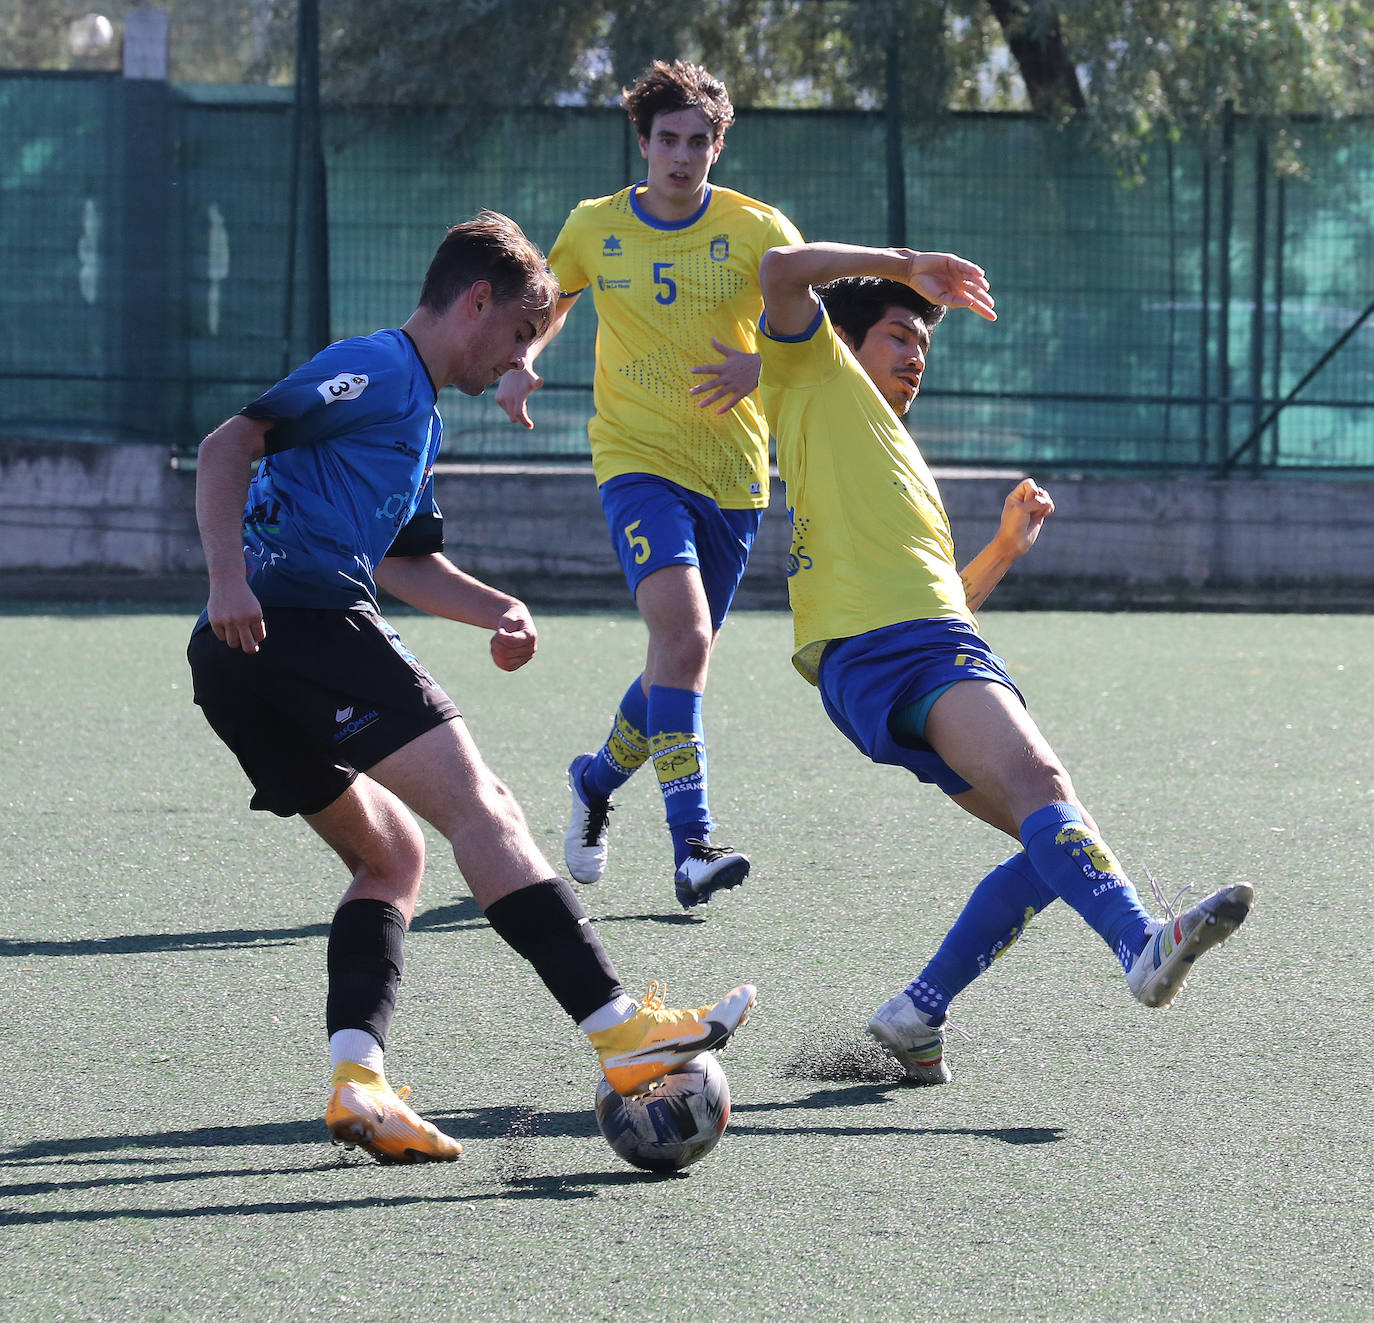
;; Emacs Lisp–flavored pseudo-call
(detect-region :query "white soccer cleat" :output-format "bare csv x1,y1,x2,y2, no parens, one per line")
674,839,750,909
867,991,951,1085
1127,881,1255,1008
564,753,613,884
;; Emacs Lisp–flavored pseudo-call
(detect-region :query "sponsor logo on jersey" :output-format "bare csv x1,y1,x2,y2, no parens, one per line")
601,235,623,256
750,482,762,495
597,275,631,291
710,234,730,261
376,491,413,524
316,372,370,404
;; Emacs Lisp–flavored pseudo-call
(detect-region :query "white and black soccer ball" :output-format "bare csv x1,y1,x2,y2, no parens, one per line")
594,1051,731,1173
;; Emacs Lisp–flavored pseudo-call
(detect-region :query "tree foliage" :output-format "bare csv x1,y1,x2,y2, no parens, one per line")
5,0,1374,167
0,0,294,81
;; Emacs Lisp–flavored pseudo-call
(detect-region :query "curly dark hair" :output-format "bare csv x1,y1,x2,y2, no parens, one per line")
818,277,947,347
622,59,735,142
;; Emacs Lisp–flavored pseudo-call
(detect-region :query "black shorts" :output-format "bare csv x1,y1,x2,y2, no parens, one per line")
187,605,460,817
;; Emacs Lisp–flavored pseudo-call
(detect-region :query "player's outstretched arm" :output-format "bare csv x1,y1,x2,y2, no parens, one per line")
958,478,1055,612
196,414,270,653
375,553,537,672
494,291,581,429
760,243,994,338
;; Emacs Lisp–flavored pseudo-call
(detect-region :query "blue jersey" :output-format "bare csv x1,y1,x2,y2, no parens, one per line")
236,328,444,610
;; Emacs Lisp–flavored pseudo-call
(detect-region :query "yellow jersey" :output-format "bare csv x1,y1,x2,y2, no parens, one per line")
758,305,975,683
548,183,802,509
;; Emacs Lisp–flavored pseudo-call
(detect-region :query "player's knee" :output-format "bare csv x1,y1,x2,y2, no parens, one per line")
454,768,531,841
370,812,426,893
655,622,713,684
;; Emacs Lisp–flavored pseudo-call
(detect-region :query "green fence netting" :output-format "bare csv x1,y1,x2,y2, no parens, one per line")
3,71,1371,474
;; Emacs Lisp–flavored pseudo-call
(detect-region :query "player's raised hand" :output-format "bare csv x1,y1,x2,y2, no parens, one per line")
207,578,267,654
689,339,762,414
905,252,996,322
489,601,538,672
495,365,543,428
998,478,1054,555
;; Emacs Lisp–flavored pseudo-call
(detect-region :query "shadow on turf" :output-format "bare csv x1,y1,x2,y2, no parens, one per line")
0,892,710,959
0,896,490,959
0,1170,673,1227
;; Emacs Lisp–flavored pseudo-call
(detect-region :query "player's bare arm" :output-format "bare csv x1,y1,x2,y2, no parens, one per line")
374,552,538,672
689,338,762,414
760,243,995,336
495,291,581,428
957,479,1055,612
195,413,270,653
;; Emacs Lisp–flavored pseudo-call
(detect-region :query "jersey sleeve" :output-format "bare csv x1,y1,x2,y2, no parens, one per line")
241,337,408,454
758,303,843,389
384,507,444,557
765,206,805,250
547,207,590,297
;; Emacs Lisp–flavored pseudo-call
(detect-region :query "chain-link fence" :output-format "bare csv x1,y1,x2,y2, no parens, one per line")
3,69,1371,474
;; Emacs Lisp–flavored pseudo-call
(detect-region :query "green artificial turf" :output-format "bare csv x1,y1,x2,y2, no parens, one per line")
1,608,1370,1321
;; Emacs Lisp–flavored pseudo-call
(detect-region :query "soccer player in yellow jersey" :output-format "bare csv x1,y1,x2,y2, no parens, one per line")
497,60,802,908
757,240,1254,1083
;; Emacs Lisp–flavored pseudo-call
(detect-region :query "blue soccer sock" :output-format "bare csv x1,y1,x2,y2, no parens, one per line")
911,851,1058,1021
1020,802,1151,971
647,685,712,867
582,677,651,801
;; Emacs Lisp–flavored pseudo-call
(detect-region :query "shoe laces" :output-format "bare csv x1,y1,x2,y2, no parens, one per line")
395,1085,411,1103
635,980,700,1024
685,837,734,862
1144,865,1192,924
581,797,613,844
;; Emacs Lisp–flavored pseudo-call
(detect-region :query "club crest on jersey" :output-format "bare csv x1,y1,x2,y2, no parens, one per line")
316,372,369,404
710,234,729,261
602,235,623,256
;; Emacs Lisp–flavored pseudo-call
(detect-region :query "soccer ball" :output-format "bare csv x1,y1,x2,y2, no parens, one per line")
594,1052,731,1173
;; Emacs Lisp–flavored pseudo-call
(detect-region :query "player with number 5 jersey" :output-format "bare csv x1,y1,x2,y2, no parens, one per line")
496,59,802,909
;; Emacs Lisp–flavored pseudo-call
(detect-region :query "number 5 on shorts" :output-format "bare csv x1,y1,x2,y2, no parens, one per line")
623,519,651,565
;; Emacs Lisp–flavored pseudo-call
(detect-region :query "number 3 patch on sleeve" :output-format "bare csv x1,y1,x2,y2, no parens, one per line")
316,372,370,403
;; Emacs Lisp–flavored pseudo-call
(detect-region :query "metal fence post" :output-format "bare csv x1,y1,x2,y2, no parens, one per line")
885,35,906,247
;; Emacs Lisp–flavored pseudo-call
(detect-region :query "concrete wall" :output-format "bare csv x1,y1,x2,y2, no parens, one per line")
2,440,1371,608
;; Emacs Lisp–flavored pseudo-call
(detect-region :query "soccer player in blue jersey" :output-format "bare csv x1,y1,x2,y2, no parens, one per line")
187,212,755,1164
495,60,803,909
756,238,1253,1083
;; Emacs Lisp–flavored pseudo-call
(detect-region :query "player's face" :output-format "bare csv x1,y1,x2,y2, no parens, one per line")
458,295,542,396
638,107,723,218
851,308,932,416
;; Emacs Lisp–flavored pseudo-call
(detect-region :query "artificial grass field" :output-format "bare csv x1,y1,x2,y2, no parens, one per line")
1,606,1370,1321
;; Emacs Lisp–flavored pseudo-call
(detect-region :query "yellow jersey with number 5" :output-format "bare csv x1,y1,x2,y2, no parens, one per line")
549,183,802,509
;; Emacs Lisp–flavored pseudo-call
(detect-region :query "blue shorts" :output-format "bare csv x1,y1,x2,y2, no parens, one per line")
599,473,762,630
817,618,1025,796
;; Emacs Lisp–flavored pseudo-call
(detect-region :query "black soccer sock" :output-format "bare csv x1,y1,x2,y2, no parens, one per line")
326,898,406,1048
484,878,624,1024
